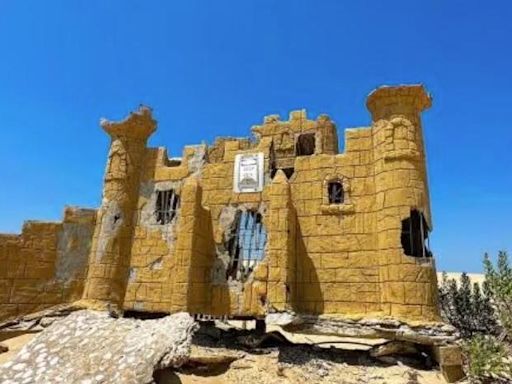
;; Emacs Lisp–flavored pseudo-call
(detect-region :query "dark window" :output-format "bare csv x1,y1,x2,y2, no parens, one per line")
328,181,344,204
296,133,316,156
401,209,432,258
155,189,180,224
282,168,295,179
226,210,267,281
270,167,295,179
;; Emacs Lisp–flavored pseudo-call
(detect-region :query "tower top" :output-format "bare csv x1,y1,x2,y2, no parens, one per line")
100,105,156,140
366,84,432,121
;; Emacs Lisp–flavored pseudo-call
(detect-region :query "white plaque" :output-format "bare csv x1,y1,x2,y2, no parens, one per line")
233,153,264,193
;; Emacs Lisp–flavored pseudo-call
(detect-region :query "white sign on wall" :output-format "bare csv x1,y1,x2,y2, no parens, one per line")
233,153,264,193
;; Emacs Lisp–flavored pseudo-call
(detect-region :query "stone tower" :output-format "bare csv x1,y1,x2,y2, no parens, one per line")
368,85,439,320
82,107,156,309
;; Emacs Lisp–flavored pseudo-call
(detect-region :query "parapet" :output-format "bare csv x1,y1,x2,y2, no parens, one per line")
366,84,432,121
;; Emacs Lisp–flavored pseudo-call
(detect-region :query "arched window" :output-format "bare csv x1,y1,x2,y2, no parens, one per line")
327,181,344,204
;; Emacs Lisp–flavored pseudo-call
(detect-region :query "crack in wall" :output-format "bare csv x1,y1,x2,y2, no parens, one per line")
95,200,123,262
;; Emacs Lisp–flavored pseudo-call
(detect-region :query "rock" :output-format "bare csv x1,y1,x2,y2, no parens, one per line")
265,312,299,327
0,303,81,335
0,310,197,383
0,343,7,354
376,355,397,365
189,345,245,365
370,341,418,357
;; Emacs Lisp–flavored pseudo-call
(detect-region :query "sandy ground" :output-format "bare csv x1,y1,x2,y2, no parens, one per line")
0,333,37,365
0,332,455,384
163,348,450,384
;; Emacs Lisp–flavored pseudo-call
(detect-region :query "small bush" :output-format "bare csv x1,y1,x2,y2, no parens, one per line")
438,272,498,338
484,251,512,338
464,334,512,383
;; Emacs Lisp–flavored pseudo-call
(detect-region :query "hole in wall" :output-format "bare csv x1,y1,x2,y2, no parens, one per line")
225,210,267,282
401,209,432,258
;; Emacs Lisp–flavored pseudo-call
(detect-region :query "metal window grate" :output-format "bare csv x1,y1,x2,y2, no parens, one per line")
226,210,267,281
155,189,180,224
328,181,344,204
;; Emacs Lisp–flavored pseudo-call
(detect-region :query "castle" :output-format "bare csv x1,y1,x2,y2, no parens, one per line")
0,84,440,323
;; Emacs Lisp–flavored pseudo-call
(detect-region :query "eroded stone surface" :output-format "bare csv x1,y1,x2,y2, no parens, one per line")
0,310,197,384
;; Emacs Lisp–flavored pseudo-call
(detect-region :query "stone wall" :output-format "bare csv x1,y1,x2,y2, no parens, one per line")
0,207,95,320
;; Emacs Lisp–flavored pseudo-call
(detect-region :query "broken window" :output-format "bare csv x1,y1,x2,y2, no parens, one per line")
328,181,344,204
401,209,432,258
226,210,267,281
155,189,180,224
296,133,316,156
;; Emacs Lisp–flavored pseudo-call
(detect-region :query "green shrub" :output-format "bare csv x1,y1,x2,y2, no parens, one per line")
484,251,512,337
438,272,498,338
464,334,512,383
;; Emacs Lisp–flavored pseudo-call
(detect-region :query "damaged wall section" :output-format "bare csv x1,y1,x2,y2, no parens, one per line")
0,207,96,321
124,180,182,313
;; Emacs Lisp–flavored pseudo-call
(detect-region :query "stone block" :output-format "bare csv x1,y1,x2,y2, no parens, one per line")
433,345,465,383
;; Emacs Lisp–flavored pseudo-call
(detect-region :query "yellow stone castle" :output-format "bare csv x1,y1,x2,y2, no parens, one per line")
0,84,440,322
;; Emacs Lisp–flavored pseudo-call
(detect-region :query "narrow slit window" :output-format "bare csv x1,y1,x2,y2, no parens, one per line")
328,181,344,204
401,209,431,258
226,210,267,281
155,189,180,224
296,133,316,156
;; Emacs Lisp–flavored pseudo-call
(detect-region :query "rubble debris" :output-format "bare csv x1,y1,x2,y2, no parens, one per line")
370,341,419,357
284,314,459,346
0,310,197,384
0,303,81,336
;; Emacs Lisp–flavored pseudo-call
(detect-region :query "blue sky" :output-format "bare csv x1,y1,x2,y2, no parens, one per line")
0,1,510,272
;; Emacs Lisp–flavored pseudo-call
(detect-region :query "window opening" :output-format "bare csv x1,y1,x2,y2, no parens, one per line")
155,189,180,224
226,210,267,281
401,209,432,258
296,133,316,156
282,168,295,179
271,167,295,179
328,181,344,204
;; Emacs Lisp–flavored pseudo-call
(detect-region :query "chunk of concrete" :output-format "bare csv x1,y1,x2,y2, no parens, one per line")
432,344,465,383
0,310,197,383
